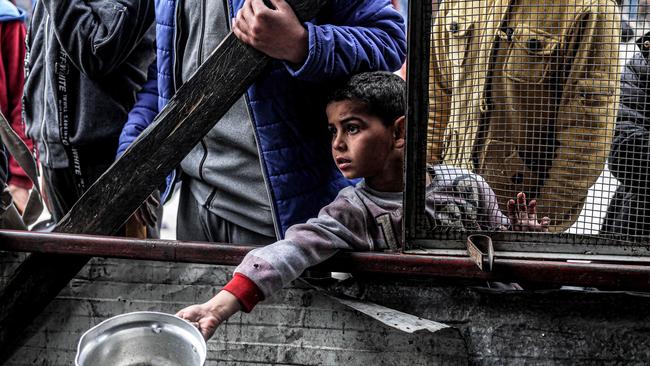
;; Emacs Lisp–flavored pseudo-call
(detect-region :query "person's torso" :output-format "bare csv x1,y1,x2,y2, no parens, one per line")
431,0,621,231
23,1,155,168
175,0,275,238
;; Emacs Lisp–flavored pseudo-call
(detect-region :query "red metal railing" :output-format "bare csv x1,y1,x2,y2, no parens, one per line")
1,229,649,291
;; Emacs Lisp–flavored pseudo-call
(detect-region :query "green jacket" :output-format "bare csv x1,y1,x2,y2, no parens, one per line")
428,0,621,231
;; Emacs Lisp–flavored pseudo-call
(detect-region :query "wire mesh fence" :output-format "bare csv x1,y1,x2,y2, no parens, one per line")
415,0,650,245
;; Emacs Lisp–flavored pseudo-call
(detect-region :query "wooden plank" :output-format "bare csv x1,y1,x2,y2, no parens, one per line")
0,0,327,359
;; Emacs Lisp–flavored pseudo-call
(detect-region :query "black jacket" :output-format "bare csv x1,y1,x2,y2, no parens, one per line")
23,0,155,169
602,51,650,238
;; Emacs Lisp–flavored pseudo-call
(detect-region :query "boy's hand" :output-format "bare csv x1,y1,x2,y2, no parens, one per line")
507,192,550,232
232,0,308,64
176,290,242,340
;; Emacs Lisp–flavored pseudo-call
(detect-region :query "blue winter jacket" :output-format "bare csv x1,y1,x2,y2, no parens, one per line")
118,0,406,237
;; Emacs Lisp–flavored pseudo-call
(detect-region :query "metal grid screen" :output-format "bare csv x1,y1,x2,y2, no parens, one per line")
412,0,650,247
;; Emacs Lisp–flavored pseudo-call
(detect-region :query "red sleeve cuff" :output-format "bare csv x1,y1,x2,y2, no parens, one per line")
7,175,32,190
222,273,265,313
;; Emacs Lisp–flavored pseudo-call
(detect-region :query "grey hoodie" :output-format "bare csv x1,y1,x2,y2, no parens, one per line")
23,0,155,169
174,0,275,238
235,165,509,298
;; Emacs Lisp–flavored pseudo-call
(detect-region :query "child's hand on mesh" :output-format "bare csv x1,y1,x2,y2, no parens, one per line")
507,192,550,232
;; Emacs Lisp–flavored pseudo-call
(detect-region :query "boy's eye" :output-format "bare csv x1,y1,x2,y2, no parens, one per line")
328,125,337,136
346,124,360,134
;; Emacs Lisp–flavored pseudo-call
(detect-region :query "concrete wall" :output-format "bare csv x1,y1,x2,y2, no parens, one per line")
339,277,650,364
2,252,649,365
0,254,466,365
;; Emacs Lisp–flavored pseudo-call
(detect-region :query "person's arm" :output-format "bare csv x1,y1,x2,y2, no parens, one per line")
473,173,509,229
117,62,165,223
41,0,154,78
232,0,406,81
177,192,370,339
3,21,33,213
608,119,650,188
117,61,159,158
283,0,407,79
608,56,650,188
117,61,176,203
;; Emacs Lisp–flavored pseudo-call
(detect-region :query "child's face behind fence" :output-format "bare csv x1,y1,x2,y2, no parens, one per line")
326,100,405,191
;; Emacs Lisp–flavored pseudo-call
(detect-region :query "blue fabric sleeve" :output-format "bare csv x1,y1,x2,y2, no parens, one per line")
117,61,159,158
284,0,406,81
116,61,176,201
117,60,176,202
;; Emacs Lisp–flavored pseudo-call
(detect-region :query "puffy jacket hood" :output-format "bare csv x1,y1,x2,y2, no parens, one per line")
0,0,25,22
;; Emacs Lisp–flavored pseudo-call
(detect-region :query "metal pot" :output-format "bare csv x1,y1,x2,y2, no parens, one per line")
75,311,206,366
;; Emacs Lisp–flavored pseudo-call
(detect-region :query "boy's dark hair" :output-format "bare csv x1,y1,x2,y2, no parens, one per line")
328,71,406,127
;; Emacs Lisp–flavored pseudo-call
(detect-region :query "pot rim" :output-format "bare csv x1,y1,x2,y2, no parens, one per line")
75,311,206,366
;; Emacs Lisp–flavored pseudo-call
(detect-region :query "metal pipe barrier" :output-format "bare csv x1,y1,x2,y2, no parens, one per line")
1,229,649,291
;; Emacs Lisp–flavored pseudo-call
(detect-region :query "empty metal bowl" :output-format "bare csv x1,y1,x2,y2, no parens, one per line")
75,311,206,366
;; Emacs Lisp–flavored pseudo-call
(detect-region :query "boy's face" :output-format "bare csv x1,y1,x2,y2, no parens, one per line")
326,100,404,189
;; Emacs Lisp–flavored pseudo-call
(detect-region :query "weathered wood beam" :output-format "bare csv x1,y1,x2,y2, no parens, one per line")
0,0,327,360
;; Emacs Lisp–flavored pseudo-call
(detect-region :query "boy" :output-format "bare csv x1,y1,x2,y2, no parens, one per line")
177,72,549,340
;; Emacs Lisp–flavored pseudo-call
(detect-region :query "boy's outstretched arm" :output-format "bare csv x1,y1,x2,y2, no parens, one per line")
177,192,371,339
507,192,551,232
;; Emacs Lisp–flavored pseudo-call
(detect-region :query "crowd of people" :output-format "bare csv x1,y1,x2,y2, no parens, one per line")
0,0,648,342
